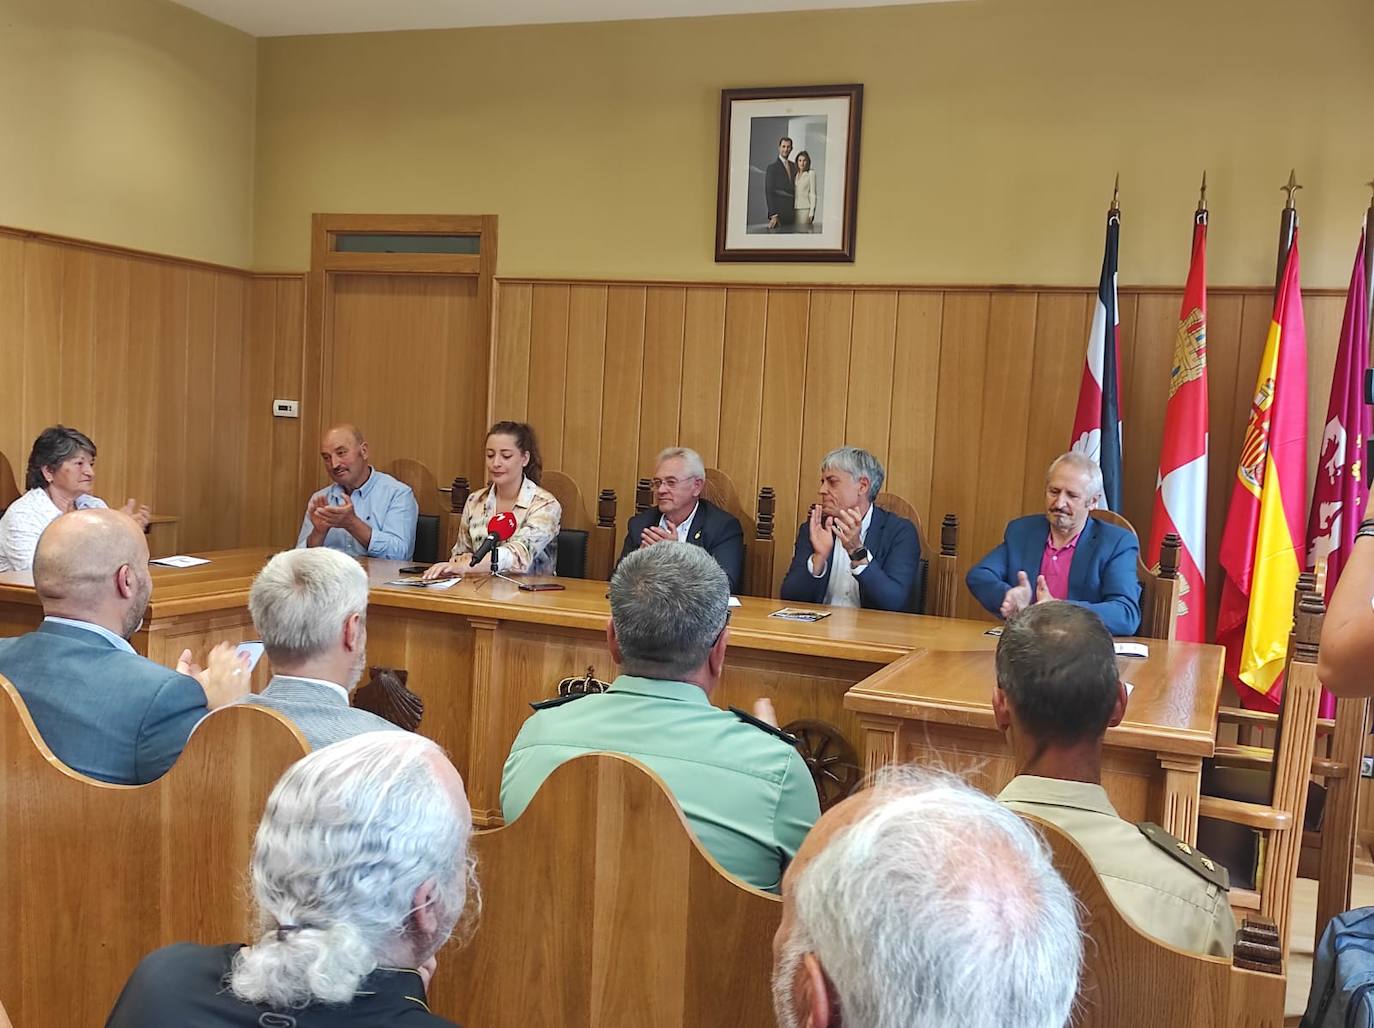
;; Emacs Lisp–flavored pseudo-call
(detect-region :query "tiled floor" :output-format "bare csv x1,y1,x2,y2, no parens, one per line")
1285,873,1374,1019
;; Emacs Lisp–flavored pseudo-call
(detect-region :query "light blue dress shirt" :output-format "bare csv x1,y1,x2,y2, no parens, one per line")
295,467,418,560
43,616,136,654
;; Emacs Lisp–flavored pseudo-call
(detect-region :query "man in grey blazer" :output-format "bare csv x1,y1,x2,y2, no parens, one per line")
243,547,399,749
0,509,250,784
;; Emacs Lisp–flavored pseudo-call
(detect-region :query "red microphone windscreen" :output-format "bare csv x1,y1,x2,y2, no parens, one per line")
486,511,518,540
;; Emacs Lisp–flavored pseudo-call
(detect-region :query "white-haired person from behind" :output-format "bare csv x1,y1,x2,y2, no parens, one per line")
105,732,478,1027
771,765,1081,1028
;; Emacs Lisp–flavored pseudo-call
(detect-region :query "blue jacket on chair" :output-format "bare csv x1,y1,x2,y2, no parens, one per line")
966,514,1142,635
779,505,920,612
0,620,209,784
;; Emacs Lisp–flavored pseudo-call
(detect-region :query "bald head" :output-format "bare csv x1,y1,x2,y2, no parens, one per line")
34,509,152,637
319,424,371,492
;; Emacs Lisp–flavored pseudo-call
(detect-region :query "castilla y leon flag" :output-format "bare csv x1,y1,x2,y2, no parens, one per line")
1146,210,1209,642
1217,233,1308,711
1071,209,1124,512
1304,229,1370,716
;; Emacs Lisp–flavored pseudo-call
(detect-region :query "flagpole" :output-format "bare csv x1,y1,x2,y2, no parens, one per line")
1276,169,1301,292
1364,179,1373,346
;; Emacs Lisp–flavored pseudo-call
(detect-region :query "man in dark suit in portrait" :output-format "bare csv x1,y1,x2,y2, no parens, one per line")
619,447,744,593
0,509,249,783
764,135,796,232
781,447,920,612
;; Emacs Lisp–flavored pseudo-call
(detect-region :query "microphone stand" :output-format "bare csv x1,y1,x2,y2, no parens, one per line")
472,536,521,590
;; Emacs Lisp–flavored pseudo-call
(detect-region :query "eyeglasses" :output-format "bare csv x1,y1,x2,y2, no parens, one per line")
651,477,698,490
712,608,732,647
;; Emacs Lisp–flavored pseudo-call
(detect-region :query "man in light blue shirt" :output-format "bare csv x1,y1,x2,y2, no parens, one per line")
296,424,418,560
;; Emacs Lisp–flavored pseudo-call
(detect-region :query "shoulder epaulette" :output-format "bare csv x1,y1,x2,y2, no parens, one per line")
729,706,801,748
529,692,594,712
1137,822,1230,890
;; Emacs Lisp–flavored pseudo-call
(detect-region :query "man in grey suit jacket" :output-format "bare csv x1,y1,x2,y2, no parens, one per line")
243,547,399,749
0,509,250,784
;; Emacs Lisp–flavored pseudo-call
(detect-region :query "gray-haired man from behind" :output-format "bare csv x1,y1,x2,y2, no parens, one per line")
243,547,399,749
772,765,1082,1028
106,731,477,1026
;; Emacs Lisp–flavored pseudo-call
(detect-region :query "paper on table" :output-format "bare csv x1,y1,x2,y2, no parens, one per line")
1114,642,1149,658
728,597,742,607
385,577,458,590
149,555,211,568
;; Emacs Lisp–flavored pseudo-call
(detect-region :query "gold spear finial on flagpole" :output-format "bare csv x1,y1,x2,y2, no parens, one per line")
1197,171,1208,213
1282,168,1302,210
1110,173,1121,213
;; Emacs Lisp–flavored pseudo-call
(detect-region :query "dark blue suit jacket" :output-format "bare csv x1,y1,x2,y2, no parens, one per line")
618,499,745,593
780,506,920,612
0,620,208,784
965,514,1142,635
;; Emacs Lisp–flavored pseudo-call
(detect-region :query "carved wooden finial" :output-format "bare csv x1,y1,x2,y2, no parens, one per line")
352,667,423,732
1292,589,1326,661
597,489,618,529
1159,533,1181,580
635,478,652,514
448,477,470,514
756,487,776,541
940,513,959,557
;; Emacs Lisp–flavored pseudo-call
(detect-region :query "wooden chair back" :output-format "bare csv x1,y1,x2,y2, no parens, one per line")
0,679,309,1028
542,469,617,580
1020,814,1285,1026
1089,508,1182,640
435,753,780,1028
637,468,776,597
874,492,959,617
0,450,20,511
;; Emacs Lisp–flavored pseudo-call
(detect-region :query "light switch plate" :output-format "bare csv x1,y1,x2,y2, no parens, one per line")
273,399,300,418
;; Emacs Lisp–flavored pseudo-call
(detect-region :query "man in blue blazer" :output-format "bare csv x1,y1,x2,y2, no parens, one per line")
619,447,745,593
781,447,919,612
967,453,1142,636
0,509,250,784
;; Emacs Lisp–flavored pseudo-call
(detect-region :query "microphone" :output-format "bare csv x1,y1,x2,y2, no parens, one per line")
469,511,518,568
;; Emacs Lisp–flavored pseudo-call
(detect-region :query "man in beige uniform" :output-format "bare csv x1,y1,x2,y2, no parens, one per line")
994,601,1235,957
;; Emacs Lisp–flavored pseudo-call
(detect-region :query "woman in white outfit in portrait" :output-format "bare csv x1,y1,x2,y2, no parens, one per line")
792,150,817,232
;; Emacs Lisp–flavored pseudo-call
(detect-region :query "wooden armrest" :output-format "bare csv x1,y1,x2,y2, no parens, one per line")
1197,796,1293,832
1209,745,1346,779
1216,707,1276,730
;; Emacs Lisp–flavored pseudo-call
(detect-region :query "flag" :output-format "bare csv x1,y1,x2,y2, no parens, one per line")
1071,211,1124,511
1304,229,1370,716
1217,232,1309,711
1147,211,1209,642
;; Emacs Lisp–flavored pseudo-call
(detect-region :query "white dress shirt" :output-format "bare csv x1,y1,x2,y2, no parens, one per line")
658,503,699,542
0,489,107,572
809,505,874,608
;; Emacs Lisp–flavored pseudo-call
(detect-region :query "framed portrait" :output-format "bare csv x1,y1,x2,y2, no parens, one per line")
714,84,863,263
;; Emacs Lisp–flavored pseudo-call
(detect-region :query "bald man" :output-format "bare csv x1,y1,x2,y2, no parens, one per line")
296,425,418,560
0,509,250,784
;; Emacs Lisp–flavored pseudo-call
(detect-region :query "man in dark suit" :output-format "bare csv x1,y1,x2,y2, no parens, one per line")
619,446,744,593
764,135,796,231
781,447,920,611
966,453,1142,635
0,509,249,783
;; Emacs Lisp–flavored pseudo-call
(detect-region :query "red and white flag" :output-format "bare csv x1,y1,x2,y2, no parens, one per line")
1146,210,1209,642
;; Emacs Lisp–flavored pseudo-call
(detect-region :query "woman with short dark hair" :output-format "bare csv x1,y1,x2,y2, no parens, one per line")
0,425,150,571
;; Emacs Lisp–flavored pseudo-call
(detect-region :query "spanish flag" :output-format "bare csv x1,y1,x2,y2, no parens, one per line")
1216,233,1308,711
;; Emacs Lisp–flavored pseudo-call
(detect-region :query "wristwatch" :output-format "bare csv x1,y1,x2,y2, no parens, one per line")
849,546,870,563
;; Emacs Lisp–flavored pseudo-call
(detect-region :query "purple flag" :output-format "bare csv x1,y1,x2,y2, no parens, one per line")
1304,228,1371,716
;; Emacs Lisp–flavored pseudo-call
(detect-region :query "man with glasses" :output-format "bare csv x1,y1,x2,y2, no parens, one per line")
618,446,744,593
500,542,819,893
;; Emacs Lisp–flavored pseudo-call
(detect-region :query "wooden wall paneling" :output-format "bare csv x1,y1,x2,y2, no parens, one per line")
885,291,944,516
179,270,217,552
1019,292,1092,513
87,254,132,513
928,291,992,618
716,289,769,507
559,284,608,501
210,274,247,549
1122,293,1181,546
454,275,492,489
595,287,648,524
0,237,24,478
154,264,191,524
795,289,854,527
677,288,727,466
525,284,571,470
124,262,164,508
637,286,686,469
1110,293,1145,534
293,272,324,533
269,277,306,547
57,250,97,463
490,282,532,422
239,278,279,545
757,289,811,593
22,243,63,444
843,290,898,462
970,293,1039,586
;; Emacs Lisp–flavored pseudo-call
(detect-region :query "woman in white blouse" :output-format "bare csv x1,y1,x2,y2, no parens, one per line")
0,426,151,572
422,421,562,579
793,150,817,232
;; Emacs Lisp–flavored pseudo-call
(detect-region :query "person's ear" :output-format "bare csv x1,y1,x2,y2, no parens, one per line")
1107,680,1129,728
708,626,729,676
800,952,834,1027
114,563,136,600
42,466,55,485
607,620,623,664
357,440,369,463
521,450,531,469
409,878,439,938
343,612,364,653
992,686,1013,731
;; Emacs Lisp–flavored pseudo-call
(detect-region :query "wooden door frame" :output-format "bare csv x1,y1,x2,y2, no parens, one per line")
304,213,499,502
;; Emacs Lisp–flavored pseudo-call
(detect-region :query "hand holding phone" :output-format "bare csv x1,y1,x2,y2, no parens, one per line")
235,641,265,673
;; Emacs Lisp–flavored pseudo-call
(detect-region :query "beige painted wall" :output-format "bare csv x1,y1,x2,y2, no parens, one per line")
0,0,257,267
254,0,1374,285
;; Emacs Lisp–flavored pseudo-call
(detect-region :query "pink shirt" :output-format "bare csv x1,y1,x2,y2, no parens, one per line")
1038,529,1081,601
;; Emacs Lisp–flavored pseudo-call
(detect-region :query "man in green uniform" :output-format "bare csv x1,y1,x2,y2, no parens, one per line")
500,541,820,893
994,601,1236,957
